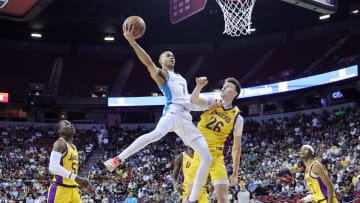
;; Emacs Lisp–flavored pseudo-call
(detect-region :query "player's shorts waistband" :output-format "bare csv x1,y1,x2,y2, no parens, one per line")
53,182,78,188
208,146,223,150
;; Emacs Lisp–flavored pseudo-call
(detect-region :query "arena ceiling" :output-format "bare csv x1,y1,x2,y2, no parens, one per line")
0,0,357,45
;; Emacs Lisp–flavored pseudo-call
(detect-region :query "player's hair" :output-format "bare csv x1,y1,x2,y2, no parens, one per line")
55,121,62,136
225,77,241,98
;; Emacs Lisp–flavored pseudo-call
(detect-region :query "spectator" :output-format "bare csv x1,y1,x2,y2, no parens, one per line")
295,181,304,194
125,192,137,203
235,181,255,203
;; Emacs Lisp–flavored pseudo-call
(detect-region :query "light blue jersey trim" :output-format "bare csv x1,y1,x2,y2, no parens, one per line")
159,69,170,88
159,70,172,116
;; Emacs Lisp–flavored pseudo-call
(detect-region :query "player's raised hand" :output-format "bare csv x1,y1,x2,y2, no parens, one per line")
123,23,136,42
75,176,90,188
196,77,208,88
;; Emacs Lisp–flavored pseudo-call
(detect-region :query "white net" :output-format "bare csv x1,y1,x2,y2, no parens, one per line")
215,0,256,37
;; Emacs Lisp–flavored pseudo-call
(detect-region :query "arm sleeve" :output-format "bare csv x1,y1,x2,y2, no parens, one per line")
233,115,244,137
189,95,214,111
49,151,77,180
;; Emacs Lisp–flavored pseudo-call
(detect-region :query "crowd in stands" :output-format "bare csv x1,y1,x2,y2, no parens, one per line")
1,105,360,202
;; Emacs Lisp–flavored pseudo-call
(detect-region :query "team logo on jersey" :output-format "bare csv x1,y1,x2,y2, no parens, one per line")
0,0,8,8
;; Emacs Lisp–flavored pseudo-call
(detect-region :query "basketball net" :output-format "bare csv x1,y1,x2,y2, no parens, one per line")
215,0,256,37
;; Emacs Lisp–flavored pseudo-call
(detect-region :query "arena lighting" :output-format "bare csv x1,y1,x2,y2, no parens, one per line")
31,33,42,38
104,36,115,41
108,65,358,107
248,28,256,33
352,9,359,15
319,14,331,20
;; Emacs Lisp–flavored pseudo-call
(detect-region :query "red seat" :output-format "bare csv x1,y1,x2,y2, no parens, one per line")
277,195,285,200
268,196,275,200
355,192,360,197
256,197,262,201
262,196,269,202
293,195,301,200
288,200,296,203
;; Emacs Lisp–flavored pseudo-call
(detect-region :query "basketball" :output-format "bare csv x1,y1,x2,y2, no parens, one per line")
123,16,146,39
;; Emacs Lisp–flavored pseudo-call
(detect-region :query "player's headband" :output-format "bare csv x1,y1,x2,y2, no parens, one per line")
303,145,314,154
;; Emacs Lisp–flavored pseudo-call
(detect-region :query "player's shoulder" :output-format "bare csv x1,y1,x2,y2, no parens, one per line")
54,137,66,146
311,161,325,172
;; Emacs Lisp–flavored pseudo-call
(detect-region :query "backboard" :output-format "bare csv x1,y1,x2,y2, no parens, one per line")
170,0,207,24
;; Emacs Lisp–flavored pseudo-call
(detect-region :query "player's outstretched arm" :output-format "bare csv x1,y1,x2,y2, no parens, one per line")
172,154,184,193
312,163,334,203
123,24,166,87
190,77,209,106
229,115,244,186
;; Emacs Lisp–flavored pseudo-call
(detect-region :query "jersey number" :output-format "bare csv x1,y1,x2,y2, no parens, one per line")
72,163,77,175
186,161,191,168
205,116,224,133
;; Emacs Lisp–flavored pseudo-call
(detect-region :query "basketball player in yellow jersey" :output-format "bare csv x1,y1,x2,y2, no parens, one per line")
298,145,338,203
188,77,244,203
172,147,209,203
47,120,94,203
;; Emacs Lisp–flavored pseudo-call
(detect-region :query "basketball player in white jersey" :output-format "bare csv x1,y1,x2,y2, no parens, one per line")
103,23,212,202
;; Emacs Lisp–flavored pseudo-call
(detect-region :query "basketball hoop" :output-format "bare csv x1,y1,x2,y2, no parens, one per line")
215,0,256,37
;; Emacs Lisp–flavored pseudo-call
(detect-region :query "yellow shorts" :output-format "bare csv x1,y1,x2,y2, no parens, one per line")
47,184,82,203
189,148,228,185
183,184,208,203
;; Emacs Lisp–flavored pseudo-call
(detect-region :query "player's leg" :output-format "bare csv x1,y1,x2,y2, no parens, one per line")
199,186,209,203
214,184,228,203
187,152,211,202
211,152,229,203
104,114,175,171
47,184,58,203
71,188,82,203
187,136,212,201
47,185,72,203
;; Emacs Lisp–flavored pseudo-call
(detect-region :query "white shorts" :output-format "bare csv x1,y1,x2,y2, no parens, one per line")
160,104,203,145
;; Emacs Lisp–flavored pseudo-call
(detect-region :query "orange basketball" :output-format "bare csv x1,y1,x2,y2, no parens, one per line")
123,16,146,39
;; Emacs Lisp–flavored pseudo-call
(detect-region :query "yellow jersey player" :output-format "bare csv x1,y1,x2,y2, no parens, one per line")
188,77,244,203
298,145,338,203
172,147,208,203
47,120,94,203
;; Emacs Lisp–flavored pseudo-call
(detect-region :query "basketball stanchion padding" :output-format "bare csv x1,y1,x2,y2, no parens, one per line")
0,0,54,22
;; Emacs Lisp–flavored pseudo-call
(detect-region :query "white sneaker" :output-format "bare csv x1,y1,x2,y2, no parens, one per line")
103,157,121,172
